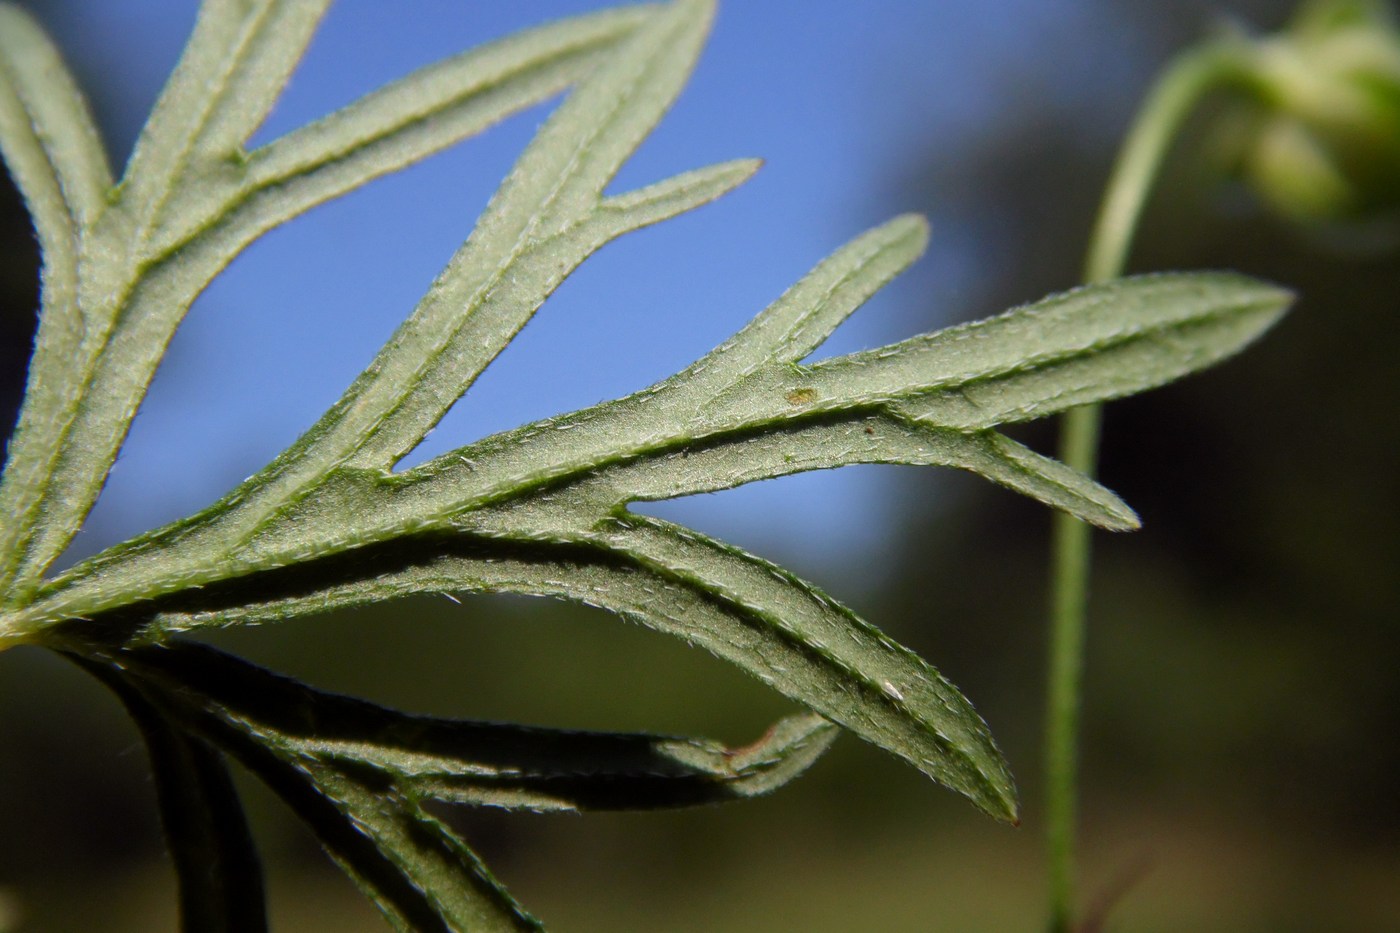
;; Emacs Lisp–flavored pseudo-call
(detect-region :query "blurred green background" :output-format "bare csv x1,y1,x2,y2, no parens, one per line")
2,1,1398,931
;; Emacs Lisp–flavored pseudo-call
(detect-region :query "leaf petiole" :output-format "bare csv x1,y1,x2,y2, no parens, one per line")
1045,34,1257,933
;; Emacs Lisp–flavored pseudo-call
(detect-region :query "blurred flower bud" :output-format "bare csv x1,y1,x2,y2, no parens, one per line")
1231,0,1400,225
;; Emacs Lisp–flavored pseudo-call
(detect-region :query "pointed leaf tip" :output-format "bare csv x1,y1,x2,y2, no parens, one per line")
601,157,761,229
888,212,932,249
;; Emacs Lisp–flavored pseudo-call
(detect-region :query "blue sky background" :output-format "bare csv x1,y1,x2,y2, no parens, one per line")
17,1,1198,581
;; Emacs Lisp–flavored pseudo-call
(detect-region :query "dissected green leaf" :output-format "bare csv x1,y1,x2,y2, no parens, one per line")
0,3,112,598
0,0,334,595
399,273,1283,542
0,1,661,603
587,518,1018,817
148,4,658,271
66,640,838,930
116,0,333,241
179,269,1281,580
1,0,1296,899
389,710,838,813
86,640,838,813
879,273,1292,429
0,5,108,246
291,763,541,933
194,0,737,558
232,736,539,933
76,646,542,933
76,525,1013,820
14,208,1288,830
696,213,934,381
14,237,1288,823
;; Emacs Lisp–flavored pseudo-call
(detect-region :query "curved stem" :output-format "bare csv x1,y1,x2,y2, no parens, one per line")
1081,41,1249,285
1045,39,1250,933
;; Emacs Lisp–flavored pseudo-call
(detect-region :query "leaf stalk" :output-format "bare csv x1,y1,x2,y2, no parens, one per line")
1044,36,1254,933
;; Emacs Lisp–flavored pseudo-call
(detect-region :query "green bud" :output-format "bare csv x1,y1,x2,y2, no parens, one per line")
1232,0,1400,224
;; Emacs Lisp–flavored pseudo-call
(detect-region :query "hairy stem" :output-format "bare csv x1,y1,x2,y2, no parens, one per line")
1044,39,1249,933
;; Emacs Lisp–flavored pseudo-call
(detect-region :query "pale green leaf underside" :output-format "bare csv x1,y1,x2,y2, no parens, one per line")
213,266,1285,575
26,239,1288,821
190,0,737,561
0,0,658,601
3,0,1293,840
0,3,113,598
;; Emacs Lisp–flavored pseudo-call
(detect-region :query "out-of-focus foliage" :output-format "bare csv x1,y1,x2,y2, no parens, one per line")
1225,0,1400,226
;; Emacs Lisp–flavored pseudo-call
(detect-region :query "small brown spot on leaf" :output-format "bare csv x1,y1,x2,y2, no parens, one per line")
785,387,817,405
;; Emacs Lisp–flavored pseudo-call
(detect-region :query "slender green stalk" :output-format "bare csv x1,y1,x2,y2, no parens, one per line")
1044,39,1251,933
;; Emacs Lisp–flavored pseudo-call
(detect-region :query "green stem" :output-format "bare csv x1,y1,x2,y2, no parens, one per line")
1044,39,1249,933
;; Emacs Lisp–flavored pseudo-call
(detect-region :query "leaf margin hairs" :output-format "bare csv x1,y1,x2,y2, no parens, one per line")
77,520,1018,821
